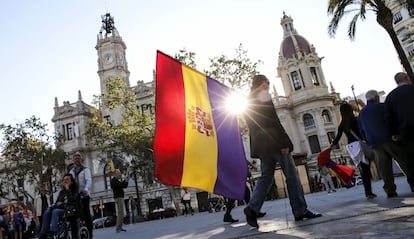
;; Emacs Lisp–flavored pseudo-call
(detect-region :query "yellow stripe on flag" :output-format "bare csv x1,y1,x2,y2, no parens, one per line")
181,65,218,191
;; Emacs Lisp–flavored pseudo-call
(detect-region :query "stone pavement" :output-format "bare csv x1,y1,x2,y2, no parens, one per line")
94,176,414,239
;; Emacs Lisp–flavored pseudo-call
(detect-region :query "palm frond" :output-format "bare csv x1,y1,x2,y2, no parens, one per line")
327,0,355,37
348,13,361,40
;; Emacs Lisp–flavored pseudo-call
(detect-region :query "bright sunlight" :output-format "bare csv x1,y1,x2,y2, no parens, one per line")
225,92,247,115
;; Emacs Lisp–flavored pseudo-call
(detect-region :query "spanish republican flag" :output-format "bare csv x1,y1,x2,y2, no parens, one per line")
154,51,247,200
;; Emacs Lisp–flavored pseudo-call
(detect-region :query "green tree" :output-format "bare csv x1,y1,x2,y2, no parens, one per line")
205,43,262,93
0,116,67,205
87,77,154,171
327,0,414,82
174,48,197,68
86,77,154,216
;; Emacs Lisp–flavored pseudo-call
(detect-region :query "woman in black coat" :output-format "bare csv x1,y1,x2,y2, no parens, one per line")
331,103,376,198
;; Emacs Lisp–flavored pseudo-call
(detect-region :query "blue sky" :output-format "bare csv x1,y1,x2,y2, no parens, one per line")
0,0,403,134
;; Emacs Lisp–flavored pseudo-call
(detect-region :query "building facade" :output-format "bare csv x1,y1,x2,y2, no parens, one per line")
275,13,347,172
51,13,179,219
389,1,414,71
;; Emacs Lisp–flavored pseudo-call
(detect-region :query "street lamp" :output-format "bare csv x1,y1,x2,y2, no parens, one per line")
351,85,360,112
130,159,143,217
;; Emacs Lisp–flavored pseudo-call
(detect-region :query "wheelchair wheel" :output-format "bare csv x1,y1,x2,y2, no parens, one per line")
78,226,89,239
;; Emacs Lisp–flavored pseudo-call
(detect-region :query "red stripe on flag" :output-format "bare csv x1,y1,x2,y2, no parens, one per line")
154,51,186,186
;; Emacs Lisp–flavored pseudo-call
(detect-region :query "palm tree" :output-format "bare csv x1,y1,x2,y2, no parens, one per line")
327,0,414,82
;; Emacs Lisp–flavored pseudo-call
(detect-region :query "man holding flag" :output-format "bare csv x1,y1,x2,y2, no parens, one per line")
243,75,322,228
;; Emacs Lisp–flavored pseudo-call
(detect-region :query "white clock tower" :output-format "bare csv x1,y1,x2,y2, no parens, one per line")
96,13,130,95
95,13,130,124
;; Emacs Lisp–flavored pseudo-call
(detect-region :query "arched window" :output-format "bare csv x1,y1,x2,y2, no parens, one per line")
303,113,315,128
310,67,320,86
291,71,302,90
321,110,332,124
308,135,321,154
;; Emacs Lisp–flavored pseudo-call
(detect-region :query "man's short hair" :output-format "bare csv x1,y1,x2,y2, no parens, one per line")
73,152,82,158
394,72,408,84
365,90,378,101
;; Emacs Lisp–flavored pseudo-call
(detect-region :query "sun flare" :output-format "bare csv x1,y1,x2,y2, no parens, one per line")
225,92,247,115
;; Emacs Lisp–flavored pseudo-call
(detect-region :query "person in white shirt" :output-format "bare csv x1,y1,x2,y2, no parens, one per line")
34,188,50,235
180,188,194,215
69,152,93,238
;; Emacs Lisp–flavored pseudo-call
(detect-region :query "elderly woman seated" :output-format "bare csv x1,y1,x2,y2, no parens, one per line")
39,174,80,239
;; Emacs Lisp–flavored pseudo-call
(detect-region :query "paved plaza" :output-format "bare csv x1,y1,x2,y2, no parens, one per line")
93,176,414,239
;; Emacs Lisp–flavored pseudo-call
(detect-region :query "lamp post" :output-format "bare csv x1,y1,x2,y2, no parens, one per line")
351,85,360,112
130,159,143,217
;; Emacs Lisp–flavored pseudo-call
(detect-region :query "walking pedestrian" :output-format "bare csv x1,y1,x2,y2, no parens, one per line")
320,165,336,193
128,196,137,224
110,169,128,233
384,72,414,192
358,89,408,197
243,74,321,228
331,103,377,199
180,188,194,216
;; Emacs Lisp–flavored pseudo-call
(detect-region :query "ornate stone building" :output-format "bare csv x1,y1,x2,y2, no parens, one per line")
51,13,178,219
389,1,414,71
270,13,351,194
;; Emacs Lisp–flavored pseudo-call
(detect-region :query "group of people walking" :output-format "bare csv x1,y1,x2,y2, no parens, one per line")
217,72,414,229
330,72,413,200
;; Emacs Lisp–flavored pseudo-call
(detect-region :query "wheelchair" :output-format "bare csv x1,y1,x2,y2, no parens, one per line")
53,209,89,239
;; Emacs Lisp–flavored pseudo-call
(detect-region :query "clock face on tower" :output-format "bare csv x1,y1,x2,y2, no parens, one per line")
103,53,113,64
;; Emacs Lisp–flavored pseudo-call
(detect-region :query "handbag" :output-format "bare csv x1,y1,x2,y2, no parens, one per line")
349,130,375,163
359,140,375,160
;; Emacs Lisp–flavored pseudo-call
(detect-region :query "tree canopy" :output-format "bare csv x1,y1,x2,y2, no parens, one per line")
205,44,262,93
0,116,66,204
86,77,154,181
327,0,414,81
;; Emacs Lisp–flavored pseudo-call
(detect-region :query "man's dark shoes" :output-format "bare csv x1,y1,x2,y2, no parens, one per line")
387,192,398,198
116,228,127,233
366,193,377,199
223,215,239,223
46,231,55,239
294,209,322,221
243,207,259,228
257,212,266,218
38,234,47,239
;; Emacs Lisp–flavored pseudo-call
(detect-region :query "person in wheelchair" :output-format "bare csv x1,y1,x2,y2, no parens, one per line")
39,174,81,239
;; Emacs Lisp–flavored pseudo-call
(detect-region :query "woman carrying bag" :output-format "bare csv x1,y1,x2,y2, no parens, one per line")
331,103,377,199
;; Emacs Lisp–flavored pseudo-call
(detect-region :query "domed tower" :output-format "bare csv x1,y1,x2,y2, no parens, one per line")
277,12,329,102
276,13,340,162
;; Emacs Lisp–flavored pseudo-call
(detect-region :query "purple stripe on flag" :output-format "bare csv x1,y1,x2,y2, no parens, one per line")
207,77,247,200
